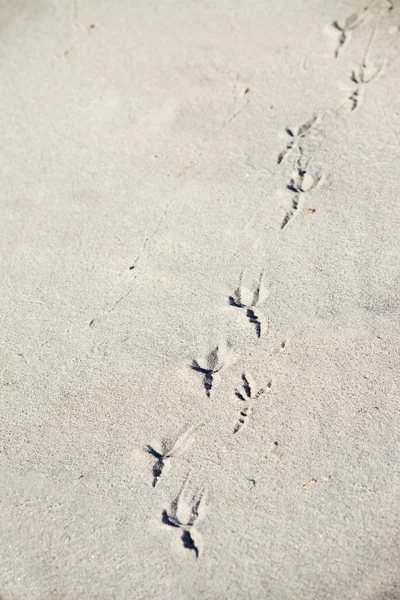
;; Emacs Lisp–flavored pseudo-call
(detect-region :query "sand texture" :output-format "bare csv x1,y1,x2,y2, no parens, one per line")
1,1,400,598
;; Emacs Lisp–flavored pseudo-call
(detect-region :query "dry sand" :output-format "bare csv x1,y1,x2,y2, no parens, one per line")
1,1,400,598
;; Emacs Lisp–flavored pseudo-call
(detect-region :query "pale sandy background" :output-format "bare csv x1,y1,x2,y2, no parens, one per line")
1,1,400,599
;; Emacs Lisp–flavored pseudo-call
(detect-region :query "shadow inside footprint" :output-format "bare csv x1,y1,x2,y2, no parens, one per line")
181,530,199,558
161,509,180,528
191,361,214,397
246,308,261,338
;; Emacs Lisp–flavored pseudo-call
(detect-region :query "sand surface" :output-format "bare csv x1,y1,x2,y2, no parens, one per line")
1,1,400,598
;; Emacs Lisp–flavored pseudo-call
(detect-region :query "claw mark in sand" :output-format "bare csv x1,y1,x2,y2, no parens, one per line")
145,425,200,487
233,374,271,434
229,272,266,338
277,114,320,165
191,343,229,397
331,7,369,58
162,478,206,558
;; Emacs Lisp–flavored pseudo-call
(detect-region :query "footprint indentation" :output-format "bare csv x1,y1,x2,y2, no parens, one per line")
229,272,266,338
145,425,199,486
191,343,229,397
233,374,270,434
162,478,206,558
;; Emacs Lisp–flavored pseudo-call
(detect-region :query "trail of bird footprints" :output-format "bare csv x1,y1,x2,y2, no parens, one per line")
143,3,395,560
145,269,272,557
333,0,392,114
277,0,394,228
145,270,272,557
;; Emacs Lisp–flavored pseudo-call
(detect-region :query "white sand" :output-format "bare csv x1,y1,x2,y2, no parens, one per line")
1,1,400,598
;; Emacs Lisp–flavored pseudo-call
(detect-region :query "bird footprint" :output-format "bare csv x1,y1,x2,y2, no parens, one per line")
233,373,270,434
282,152,321,229
191,343,229,398
332,8,369,58
162,477,206,558
145,425,200,487
229,272,266,338
287,155,321,194
345,61,383,110
277,114,320,164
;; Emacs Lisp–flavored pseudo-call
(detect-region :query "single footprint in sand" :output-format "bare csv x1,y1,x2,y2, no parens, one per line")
331,8,370,58
145,424,200,487
287,153,322,194
162,477,206,558
345,60,384,111
277,114,321,165
229,272,267,338
282,152,322,229
233,373,271,434
191,342,230,398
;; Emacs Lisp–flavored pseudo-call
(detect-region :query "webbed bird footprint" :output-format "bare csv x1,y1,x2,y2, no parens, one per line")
162,477,206,558
191,342,229,398
229,272,266,338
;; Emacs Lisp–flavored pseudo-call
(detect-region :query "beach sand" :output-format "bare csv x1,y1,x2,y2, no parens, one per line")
1,1,400,598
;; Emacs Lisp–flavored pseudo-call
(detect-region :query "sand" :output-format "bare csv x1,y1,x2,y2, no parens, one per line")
1,1,400,598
